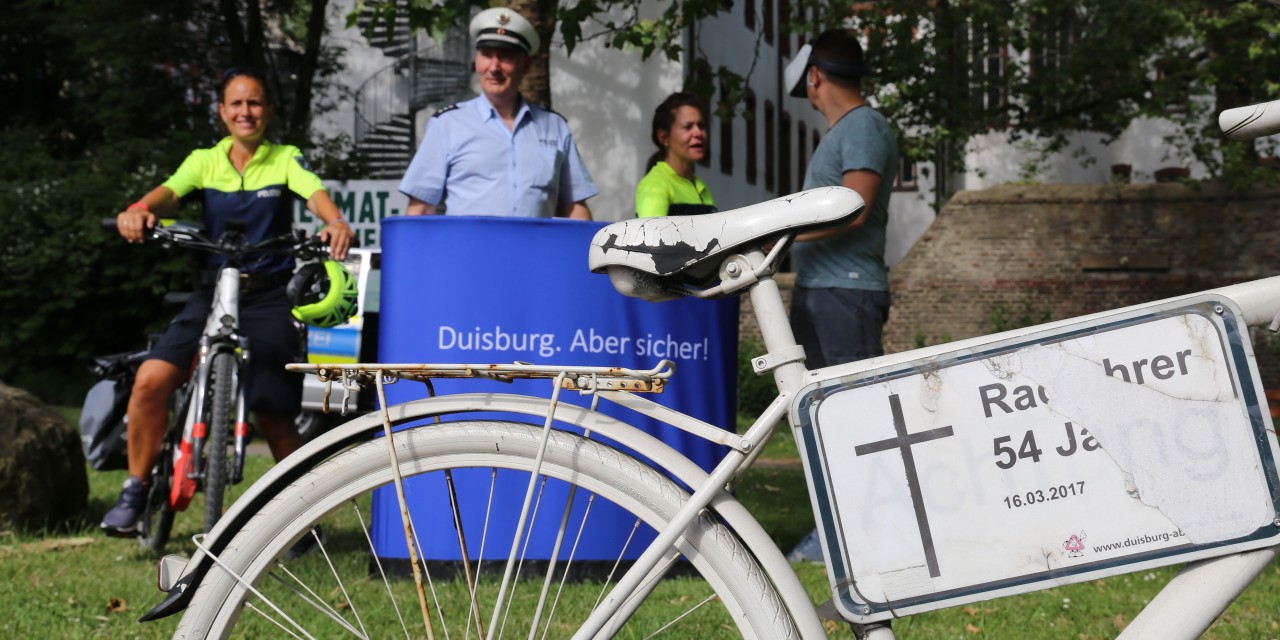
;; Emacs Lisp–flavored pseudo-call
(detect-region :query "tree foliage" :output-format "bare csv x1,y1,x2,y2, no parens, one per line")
0,0,354,402
844,0,1280,200
373,0,1280,200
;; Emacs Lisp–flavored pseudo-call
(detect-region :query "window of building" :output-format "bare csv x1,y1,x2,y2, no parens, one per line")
894,154,918,191
968,17,1006,115
1029,6,1079,117
745,90,758,185
1110,163,1132,184
765,101,776,192
763,0,774,45
745,0,755,32
721,86,732,177
780,110,792,195
797,120,808,187
778,0,790,57
793,5,803,56
1154,167,1189,183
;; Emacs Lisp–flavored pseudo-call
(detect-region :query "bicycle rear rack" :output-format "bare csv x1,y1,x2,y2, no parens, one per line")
287,360,675,414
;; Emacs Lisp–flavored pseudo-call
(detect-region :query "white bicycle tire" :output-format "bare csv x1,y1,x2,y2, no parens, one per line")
173,420,799,639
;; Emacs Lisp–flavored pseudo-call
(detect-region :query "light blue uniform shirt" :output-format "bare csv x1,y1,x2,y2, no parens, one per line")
399,94,598,217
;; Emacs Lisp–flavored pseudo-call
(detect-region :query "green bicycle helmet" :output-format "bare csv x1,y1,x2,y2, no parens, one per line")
288,260,359,328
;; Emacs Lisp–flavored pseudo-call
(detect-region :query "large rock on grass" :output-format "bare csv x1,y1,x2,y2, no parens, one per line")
0,381,89,531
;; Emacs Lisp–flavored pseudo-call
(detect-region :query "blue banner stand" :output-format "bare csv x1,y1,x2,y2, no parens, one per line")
372,216,739,565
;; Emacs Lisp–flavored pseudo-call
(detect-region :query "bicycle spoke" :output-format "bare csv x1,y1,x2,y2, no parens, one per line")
311,527,371,638
497,476,551,639
527,482,580,640
244,601,309,639
602,549,683,637
445,468,486,637
190,534,321,640
642,593,721,639
539,492,598,640
592,518,643,612
406,480,452,640
488,373,567,640
266,568,365,637
355,500,412,639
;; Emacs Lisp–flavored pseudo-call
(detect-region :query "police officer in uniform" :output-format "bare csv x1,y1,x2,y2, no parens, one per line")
399,7,597,219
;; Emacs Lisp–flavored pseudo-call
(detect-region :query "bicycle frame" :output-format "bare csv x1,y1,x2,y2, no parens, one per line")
192,266,250,483
167,266,251,513
149,241,1280,640
144,92,1280,634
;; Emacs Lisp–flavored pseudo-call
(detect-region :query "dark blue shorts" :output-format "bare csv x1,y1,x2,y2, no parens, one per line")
147,285,304,414
789,286,891,370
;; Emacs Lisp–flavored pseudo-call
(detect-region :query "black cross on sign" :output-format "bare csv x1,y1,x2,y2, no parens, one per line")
853,393,955,578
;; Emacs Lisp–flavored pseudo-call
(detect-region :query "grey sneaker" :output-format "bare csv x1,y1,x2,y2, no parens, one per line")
101,476,148,537
786,528,824,563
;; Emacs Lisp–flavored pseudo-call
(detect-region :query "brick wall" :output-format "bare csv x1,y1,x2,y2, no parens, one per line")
882,182,1280,387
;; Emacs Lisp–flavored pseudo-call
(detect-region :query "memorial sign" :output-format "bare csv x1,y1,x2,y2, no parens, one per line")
796,296,1280,621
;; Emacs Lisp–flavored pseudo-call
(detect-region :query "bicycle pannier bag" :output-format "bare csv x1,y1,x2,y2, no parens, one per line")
80,378,130,470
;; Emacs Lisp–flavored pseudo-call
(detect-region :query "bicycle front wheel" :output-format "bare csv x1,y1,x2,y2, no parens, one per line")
202,351,236,533
175,420,797,639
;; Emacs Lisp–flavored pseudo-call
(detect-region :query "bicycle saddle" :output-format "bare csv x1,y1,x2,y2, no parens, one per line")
589,186,864,300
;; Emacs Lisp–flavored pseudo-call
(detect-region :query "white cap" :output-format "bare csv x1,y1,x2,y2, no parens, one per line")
783,44,813,98
470,7,540,56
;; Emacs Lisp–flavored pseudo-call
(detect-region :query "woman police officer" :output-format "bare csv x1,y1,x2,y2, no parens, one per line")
101,67,355,536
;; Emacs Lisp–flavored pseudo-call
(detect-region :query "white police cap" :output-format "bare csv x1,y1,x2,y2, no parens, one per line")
470,7,539,56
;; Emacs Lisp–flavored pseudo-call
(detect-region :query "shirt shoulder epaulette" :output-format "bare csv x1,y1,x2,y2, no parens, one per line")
432,104,461,118
529,103,567,123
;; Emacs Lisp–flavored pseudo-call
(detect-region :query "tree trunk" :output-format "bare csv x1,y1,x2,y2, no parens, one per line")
507,0,554,107
289,0,330,142
219,0,249,65
246,0,266,70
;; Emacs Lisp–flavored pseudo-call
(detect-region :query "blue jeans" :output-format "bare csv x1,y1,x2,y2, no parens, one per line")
789,286,891,370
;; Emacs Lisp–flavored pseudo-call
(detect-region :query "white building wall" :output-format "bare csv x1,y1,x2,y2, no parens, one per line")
315,2,1239,271
311,0,395,142
549,34,683,221
961,117,1210,190
313,0,937,265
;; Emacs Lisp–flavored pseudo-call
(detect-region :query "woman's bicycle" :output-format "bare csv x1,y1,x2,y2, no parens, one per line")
105,219,330,552
138,108,1280,638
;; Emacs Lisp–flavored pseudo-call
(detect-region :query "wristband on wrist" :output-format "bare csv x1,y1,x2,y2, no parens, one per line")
127,202,150,213
327,218,349,226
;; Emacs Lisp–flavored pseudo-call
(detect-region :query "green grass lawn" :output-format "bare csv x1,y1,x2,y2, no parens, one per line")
4,413,1279,638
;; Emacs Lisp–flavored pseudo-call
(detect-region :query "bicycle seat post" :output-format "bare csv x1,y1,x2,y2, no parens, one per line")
739,248,809,394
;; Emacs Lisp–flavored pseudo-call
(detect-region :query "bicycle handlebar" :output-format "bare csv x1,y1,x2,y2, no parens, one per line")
103,217,328,263
1219,99,1280,141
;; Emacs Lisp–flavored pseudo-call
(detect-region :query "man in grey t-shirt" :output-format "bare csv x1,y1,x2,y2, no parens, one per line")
782,28,899,563
785,29,898,369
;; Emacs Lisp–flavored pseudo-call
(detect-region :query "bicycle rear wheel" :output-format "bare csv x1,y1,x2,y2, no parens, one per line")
139,386,189,553
139,436,177,553
174,420,797,639
202,351,236,533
